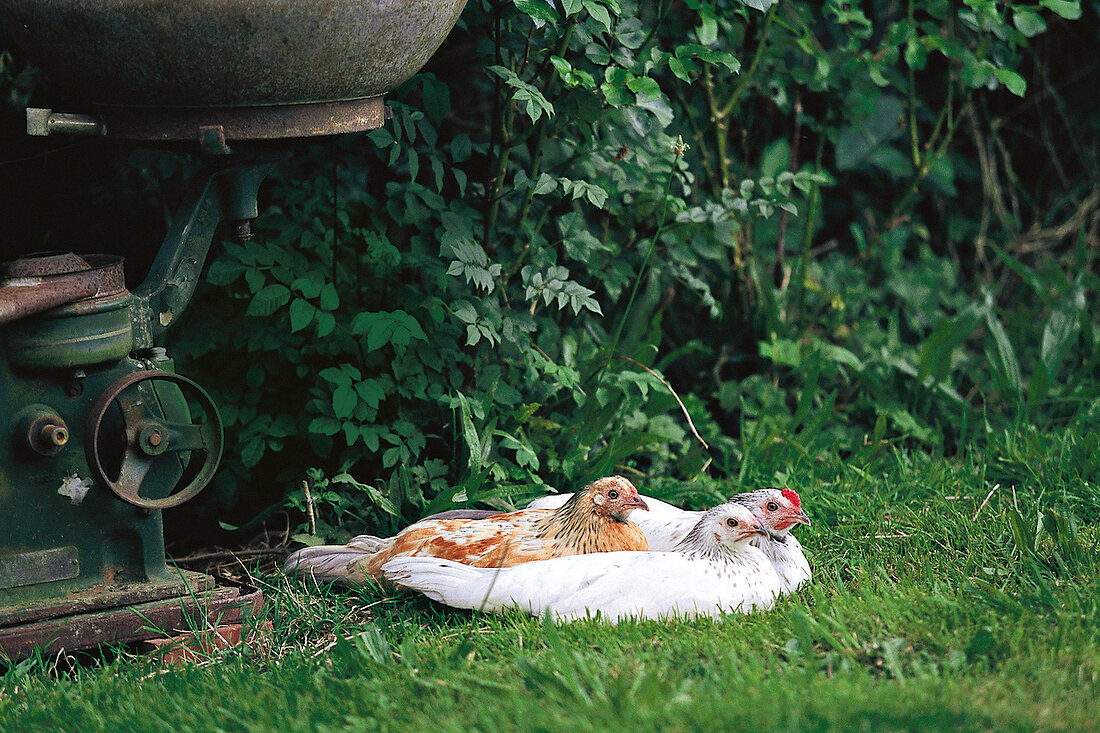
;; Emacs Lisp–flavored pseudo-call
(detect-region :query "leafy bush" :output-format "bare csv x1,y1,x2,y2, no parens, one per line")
152,0,1098,541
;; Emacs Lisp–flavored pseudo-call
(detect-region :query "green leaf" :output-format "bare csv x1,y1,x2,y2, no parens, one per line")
818,342,864,371
549,55,572,79
1041,287,1084,381
315,311,336,338
993,68,1027,97
241,437,265,467
332,384,358,419
289,298,314,333
534,173,558,195
626,76,662,101
917,308,980,384
206,260,247,286
668,56,692,82
291,273,324,299
420,74,451,125
308,417,341,436
355,379,387,409
760,338,801,367
1013,10,1047,36
513,0,559,23
1028,359,1050,408
319,283,340,311
245,283,291,317
583,0,612,32
332,473,401,516
352,310,429,351
760,138,790,179
1039,0,1082,20
984,309,1022,394
455,393,483,471
343,422,360,447
696,14,718,45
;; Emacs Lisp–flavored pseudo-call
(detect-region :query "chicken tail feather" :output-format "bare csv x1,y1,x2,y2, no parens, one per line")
283,545,376,584
381,557,499,610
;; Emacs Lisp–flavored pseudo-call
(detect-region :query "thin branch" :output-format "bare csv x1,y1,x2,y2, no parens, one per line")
614,354,709,451
303,480,318,537
774,88,803,289
172,548,286,565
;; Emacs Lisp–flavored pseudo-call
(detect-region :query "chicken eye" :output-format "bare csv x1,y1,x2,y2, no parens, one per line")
766,501,780,512
608,489,619,500
725,517,738,528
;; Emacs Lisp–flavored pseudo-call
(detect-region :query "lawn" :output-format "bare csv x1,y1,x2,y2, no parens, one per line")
1,429,1097,732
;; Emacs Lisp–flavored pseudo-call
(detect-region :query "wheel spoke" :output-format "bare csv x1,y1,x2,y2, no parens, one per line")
115,451,153,503
161,420,208,451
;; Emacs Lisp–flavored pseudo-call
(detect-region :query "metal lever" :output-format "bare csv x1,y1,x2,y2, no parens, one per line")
26,108,106,136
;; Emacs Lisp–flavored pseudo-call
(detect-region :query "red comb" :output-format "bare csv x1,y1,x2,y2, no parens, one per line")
781,488,801,509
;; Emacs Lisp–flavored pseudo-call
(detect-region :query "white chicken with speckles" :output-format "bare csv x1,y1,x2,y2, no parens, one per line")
526,487,812,595
382,502,783,622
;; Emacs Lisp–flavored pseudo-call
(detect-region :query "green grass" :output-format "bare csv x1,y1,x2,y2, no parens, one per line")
2,431,1098,732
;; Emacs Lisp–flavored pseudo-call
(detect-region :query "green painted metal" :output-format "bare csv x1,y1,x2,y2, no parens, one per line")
0,0,467,651
6,291,134,368
0,0,468,108
130,159,280,348
0,352,183,606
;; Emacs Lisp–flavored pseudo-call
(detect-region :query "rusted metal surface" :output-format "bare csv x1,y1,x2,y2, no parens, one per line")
33,99,389,143
0,253,126,326
99,98,388,141
0,577,263,661
0,570,216,628
0,0,468,108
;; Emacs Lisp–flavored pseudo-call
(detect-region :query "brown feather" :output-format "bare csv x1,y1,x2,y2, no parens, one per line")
285,476,649,585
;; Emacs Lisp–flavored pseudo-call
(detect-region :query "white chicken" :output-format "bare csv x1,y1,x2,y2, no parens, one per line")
382,502,784,623
527,487,812,594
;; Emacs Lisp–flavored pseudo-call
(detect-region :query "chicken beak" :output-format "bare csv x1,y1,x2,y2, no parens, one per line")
628,495,650,512
774,508,811,531
741,517,768,539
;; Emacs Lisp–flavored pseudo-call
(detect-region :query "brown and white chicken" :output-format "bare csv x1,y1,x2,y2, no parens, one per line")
283,475,649,585
382,501,783,622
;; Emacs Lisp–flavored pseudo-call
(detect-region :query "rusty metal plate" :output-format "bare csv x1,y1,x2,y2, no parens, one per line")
0,0,468,107
98,98,387,142
0,578,263,660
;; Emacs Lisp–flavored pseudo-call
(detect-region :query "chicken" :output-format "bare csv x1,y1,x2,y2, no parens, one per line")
526,487,812,593
283,475,649,585
382,502,783,622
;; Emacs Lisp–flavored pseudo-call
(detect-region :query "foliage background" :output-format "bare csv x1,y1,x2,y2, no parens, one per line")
1,0,1097,548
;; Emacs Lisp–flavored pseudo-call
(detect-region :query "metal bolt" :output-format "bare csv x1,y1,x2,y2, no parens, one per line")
66,369,87,397
228,219,253,241
139,425,169,455
40,424,69,448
